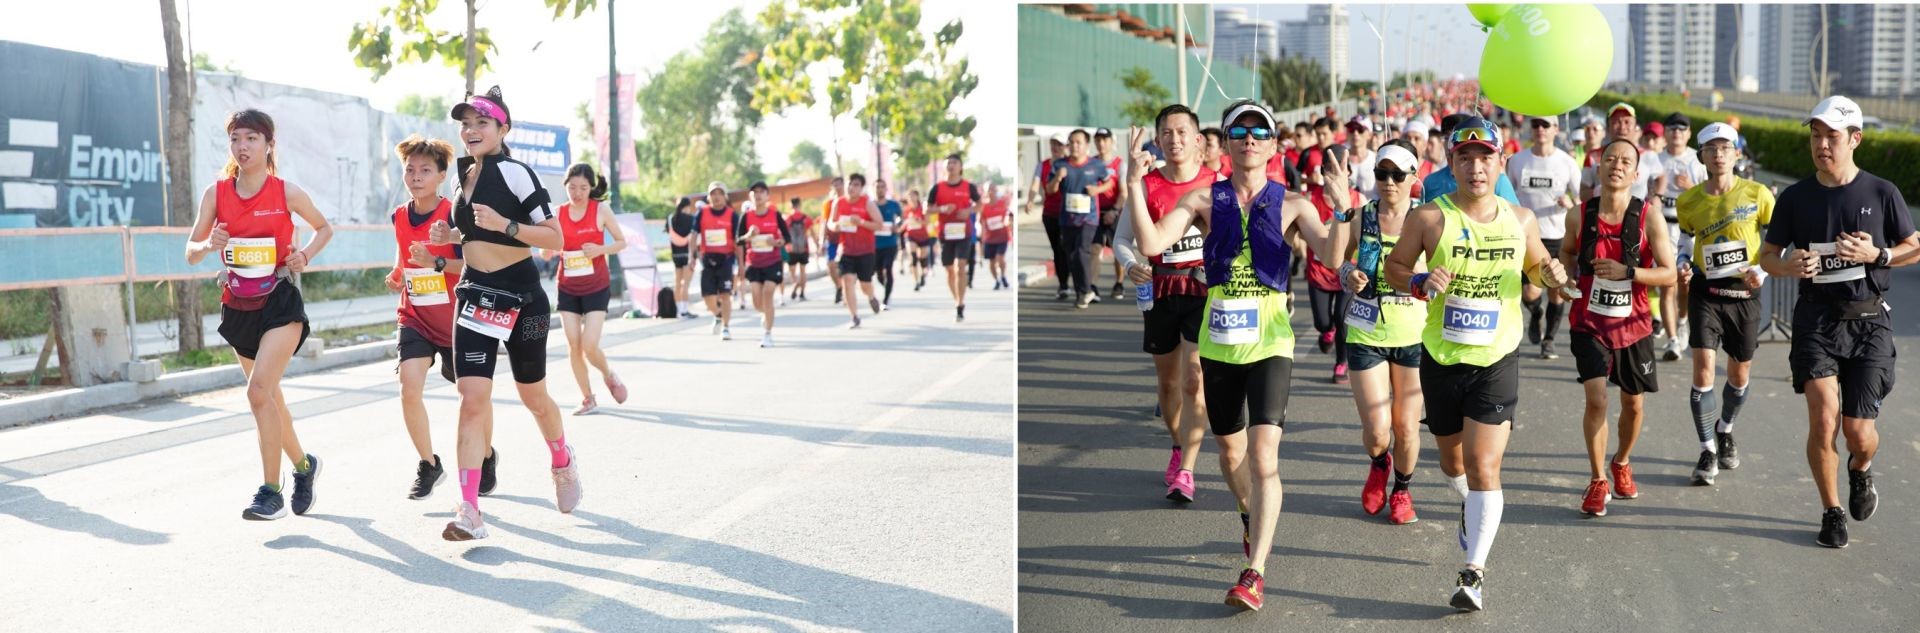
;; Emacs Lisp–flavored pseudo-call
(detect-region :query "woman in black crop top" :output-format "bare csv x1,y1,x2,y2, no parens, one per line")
427,86,585,541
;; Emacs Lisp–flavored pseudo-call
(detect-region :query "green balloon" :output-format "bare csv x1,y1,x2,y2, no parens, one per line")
1480,3,1614,117
1467,4,1514,29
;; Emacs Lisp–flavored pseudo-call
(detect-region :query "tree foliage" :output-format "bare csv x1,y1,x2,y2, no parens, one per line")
347,0,595,95
1258,55,1332,112
1117,66,1172,128
629,8,767,205
393,93,452,120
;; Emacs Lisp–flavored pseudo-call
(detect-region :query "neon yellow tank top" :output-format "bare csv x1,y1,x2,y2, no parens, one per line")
1199,208,1294,364
1422,194,1525,366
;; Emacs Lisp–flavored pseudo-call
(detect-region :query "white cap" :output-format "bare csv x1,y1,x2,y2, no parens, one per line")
1696,122,1739,147
707,181,728,194
1049,132,1067,144
1221,102,1277,130
1375,144,1419,171
1403,119,1431,136
1806,95,1864,130
1570,128,1587,144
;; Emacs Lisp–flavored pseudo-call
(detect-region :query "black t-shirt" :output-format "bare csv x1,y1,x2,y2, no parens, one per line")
667,211,697,255
1763,171,1914,303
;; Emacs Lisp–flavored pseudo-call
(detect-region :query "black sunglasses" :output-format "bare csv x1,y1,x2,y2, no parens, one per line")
1374,169,1411,183
1227,126,1275,141
1530,120,1553,129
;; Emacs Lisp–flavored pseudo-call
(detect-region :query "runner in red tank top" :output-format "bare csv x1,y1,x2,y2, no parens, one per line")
980,183,1014,290
1560,140,1680,518
697,183,739,340
835,174,887,328
1115,105,1218,505
740,182,791,347
385,135,466,500
551,163,629,415
930,155,982,321
185,108,335,521
904,191,936,291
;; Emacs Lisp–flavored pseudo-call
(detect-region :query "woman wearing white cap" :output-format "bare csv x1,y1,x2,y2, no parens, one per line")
1325,139,1431,527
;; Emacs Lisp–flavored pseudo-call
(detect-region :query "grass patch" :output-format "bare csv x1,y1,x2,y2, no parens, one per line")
0,268,400,341
158,346,237,372
311,322,398,346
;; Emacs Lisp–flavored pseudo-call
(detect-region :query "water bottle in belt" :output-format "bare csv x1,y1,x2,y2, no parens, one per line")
1136,280,1154,312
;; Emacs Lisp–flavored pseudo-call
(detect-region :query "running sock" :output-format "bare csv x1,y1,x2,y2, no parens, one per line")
266,482,282,493
1392,470,1414,493
295,455,313,474
1463,489,1505,569
547,436,570,468
1446,473,1470,500
1371,451,1389,467
1690,386,1718,452
1543,301,1566,342
1719,382,1748,433
460,468,481,507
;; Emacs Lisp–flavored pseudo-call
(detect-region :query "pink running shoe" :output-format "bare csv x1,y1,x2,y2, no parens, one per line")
605,375,629,404
442,501,489,541
1163,446,1183,487
552,446,583,514
1166,469,1195,503
1388,489,1418,525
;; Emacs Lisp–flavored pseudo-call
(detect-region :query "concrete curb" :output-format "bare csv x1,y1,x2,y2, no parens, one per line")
0,339,398,430
1017,264,1053,288
0,264,838,430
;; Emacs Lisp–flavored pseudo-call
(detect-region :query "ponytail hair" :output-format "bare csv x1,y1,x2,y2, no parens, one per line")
222,109,277,180
566,162,608,201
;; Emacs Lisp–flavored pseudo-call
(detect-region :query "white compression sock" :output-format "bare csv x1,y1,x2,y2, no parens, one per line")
1447,474,1470,500
1464,489,1505,569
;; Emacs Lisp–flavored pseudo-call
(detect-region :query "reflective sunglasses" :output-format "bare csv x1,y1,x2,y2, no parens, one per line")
1227,126,1275,141
1450,124,1496,146
1374,168,1412,183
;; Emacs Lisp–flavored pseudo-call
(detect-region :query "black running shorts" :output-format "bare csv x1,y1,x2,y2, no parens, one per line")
1688,285,1762,362
452,258,550,384
745,264,784,284
1201,355,1292,435
1142,293,1204,355
1571,331,1659,395
1790,303,1896,419
700,253,735,296
1419,349,1520,436
941,239,974,266
397,325,456,384
840,253,877,281
217,282,310,361
983,241,1009,259
556,287,610,314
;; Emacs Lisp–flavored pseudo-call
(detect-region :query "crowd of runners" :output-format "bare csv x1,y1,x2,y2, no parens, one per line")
1040,79,1911,612
185,86,1007,543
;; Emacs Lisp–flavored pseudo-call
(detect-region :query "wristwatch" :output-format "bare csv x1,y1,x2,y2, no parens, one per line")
1875,247,1892,268
433,256,447,273
504,221,520,238
1625,265,1637,282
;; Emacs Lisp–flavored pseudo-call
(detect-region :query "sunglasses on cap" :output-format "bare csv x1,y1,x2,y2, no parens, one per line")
1227,126,1275,141
1450,125,1496,145
1374,168,1412,184
1530,120,1554,129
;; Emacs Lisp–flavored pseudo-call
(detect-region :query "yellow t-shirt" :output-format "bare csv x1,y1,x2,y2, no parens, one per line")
1676,178,1775,280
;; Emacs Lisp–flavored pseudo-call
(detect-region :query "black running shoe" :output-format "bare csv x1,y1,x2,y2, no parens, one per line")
1817,507,1848,548
1451,568,1485,611
869,297,881,315
1691,450,1718,486
1539,341,1558,360
1055,288,1070,301
409,455,446,500
1716,431,1739,469
1527,311,1542,345
956,305,965,322
1849,464,1877,521
479,447,499,496
835,288,844,304
290,453,320,515
242,484,288,521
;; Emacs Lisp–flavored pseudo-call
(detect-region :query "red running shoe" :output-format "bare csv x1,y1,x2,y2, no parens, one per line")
1388,489,1418,524
1581,478,1610,516
1610,462,1639,499
1225,568,1264,611
1362,453,1392,515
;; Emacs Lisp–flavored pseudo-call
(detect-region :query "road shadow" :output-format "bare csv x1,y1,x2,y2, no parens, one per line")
487,495,1014,631
0,482,171,546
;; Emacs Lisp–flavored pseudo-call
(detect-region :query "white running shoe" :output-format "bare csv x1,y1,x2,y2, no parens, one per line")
760,332,774,348
442,501,489,541
721,327,732,341
710,318,722,335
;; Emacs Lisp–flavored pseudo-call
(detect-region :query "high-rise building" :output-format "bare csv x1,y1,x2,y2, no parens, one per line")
1628,4,1716,89
1759,4,1819,95
1213,8,1278,69
1829,4,1920,98
1277,5,1349,83
1714,5,1743,89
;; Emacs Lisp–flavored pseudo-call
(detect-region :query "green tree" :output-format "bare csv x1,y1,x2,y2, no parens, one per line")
347,0,596,97
191,52,240,75
1258,55,1331,111
629,8,767,206
1117,66,1172,128
787,140,832,179
754,0,976,179
393,93,452,119
1387,70,1435,92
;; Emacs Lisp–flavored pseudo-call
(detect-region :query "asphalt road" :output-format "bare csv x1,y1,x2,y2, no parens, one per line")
1,267,1014,632
1016,223,1919,631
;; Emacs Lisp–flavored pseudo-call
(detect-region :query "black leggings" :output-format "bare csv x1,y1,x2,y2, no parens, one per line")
1308,285,1351,362
453,258,551,384
1201,356,1294,435
1061,222,1096,296
1042,215,1068,292
876,246,898,303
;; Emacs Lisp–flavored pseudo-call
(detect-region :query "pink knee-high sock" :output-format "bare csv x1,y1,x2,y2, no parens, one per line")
460,468,481,508
547,436,570,468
